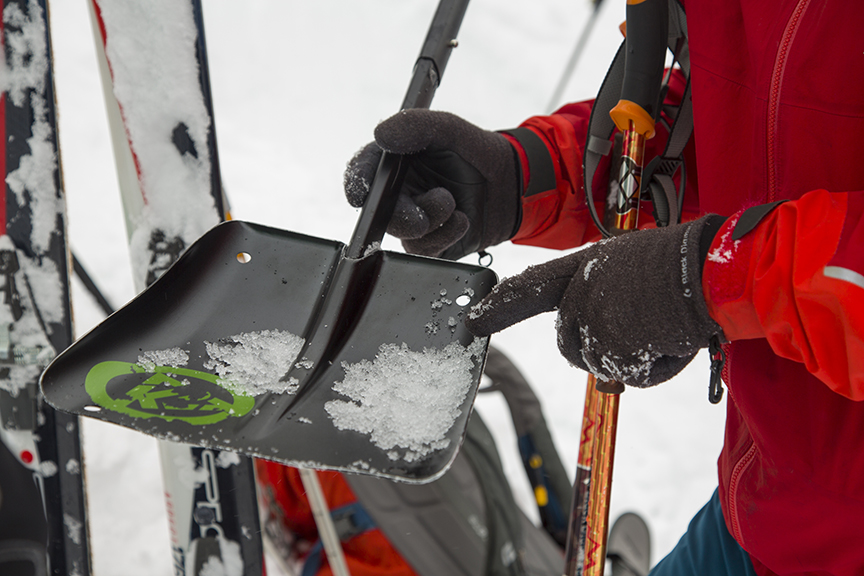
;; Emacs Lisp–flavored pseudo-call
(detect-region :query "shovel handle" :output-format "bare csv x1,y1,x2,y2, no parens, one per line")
346,0,470,259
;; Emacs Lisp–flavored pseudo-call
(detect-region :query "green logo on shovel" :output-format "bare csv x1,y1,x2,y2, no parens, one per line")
85,361,255,425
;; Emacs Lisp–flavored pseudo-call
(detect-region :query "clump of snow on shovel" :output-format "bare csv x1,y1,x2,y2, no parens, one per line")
137,347,190,371
325,338,486,462
204,329,305,396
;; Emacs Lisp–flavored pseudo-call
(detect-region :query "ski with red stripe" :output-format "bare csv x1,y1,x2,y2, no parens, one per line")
0,1,91,574
87,1,262,574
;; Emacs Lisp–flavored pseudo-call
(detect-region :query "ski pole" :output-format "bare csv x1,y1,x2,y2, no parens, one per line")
299,469,351,576
546,0,607,114
564,1,668,574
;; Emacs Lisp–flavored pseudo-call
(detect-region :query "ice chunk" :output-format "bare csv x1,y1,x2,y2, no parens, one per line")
325,338,486,462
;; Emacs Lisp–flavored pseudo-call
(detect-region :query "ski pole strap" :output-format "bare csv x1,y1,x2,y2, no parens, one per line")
518,432,569,545
583,0,690,238
301,501,377,576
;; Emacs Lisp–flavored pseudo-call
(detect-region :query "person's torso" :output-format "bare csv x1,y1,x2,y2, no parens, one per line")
685,1,864,574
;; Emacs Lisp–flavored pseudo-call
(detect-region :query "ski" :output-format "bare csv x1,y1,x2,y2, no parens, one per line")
86,0,262,574
0,1,91,575
607,512,651,576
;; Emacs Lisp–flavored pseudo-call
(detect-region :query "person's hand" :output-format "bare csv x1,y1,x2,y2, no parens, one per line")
344,109,521,260
465,216,727,388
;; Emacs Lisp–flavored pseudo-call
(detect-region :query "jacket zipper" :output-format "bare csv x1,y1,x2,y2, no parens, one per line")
719,343,754,544
728,441,758,544
766,0,811,202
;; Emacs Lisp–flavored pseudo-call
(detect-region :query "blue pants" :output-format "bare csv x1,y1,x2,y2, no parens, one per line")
648,489,757,576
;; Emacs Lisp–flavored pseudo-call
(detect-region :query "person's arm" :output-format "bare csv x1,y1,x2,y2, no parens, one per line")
505,69,700,250
704,189,864,400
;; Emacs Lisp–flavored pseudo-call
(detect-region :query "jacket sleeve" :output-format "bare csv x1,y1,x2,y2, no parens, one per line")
703,189,864,400
503,69,700,250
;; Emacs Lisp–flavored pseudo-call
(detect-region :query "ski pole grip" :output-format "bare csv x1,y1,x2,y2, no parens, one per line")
610,0,668,138
347,0,470,259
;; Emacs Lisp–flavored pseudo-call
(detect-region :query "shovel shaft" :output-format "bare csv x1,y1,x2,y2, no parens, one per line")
346,0,469,259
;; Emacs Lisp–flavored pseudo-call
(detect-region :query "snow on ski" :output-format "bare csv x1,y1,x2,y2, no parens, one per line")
0,0,91,574
87,0,262,574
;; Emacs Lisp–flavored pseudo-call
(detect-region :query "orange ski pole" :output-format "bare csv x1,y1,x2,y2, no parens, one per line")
563,1,668,574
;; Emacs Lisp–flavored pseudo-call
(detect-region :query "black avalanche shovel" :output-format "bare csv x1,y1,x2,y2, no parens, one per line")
41,0,495,483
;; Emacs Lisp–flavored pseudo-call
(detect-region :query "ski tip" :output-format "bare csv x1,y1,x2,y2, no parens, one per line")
608,511,651,576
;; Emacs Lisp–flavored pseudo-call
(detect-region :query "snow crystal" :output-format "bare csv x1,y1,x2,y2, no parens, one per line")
40,460,57,477
707,213,741,265
425,321,439,335
66,459,80,475
298,417,312,424
137,347,190,371
363,242,381,257
583,258,599,280
431,294,453,311
468,298,493,321
324,338,486,462
64,513,83,545
295,358,314,370
165,449,209,490
198,536,243,576
215,451,241,469
204,329,305,396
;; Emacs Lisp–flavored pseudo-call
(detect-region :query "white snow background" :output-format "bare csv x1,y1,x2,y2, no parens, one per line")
47,1,726,574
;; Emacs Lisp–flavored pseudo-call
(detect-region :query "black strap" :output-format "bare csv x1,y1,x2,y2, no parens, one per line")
501,127,557,197
582,0,691,238
731,200,788,240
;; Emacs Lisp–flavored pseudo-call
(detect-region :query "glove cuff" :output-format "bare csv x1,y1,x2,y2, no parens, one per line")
499,128,557,199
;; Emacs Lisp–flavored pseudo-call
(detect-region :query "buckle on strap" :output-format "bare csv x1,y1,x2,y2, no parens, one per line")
331,502,376,542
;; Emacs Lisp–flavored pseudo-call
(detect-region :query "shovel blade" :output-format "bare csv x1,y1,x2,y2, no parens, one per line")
41,221,498,482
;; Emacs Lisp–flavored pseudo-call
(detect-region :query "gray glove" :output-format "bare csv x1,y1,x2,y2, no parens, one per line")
465,216,727,388
344,109,521,260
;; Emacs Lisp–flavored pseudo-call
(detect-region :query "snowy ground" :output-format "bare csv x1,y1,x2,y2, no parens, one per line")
47,1,726,574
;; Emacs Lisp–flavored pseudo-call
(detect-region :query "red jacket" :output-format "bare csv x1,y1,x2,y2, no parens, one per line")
507,1,864,574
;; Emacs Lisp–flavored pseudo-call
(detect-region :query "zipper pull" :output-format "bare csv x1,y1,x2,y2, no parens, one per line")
708,335,726,404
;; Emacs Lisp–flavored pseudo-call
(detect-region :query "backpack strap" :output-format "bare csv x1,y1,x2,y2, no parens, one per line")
583,0,691,237
301,501,377,576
